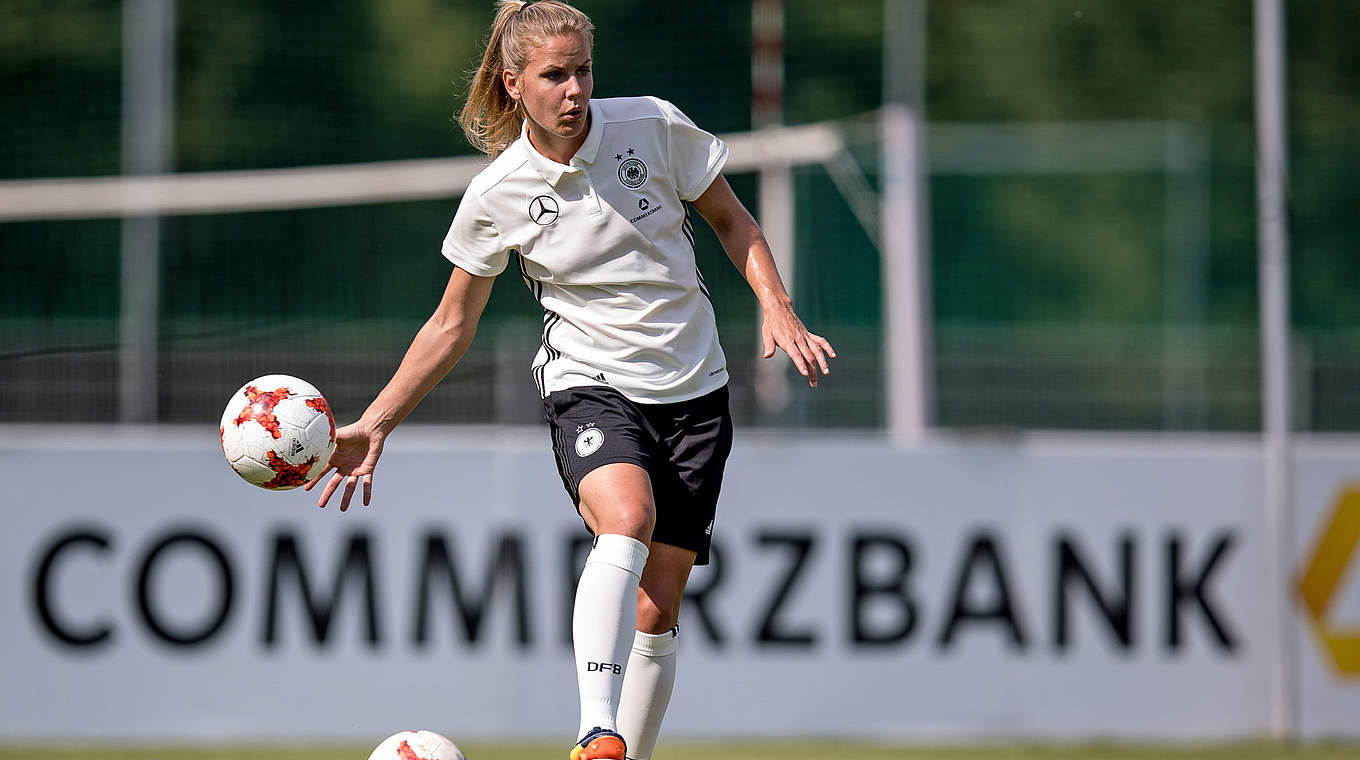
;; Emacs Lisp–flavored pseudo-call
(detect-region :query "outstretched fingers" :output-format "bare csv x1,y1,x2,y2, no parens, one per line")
303,466,330,493
776,329,835,388
783,336,813,383
806,332,836,375
315,471,344,509
308,424,383,511
339,474,358,512
316,472,373,512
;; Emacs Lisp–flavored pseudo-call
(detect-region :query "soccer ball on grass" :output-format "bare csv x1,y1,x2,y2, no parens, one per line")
219,374,336,490
367,730,466,760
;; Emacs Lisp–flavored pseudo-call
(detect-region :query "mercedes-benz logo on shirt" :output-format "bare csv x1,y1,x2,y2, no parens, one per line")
528,195,559,225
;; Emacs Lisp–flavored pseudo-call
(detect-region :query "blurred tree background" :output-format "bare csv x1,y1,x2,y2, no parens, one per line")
0,0,1356,429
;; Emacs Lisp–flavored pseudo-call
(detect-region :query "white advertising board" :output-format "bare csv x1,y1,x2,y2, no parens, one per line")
1291,441,1360,740
1,426,1357,742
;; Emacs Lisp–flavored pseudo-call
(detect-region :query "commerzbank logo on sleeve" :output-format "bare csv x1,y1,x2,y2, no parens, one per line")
1296,482,1360,677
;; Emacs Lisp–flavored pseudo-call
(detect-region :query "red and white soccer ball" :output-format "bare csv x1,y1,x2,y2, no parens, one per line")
366,730,466,760
219,374,336,490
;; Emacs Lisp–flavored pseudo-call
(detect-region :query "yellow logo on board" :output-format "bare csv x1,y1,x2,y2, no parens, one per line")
1296,483,1360,676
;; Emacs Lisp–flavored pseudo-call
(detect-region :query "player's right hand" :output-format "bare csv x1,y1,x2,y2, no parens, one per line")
305,422,386,512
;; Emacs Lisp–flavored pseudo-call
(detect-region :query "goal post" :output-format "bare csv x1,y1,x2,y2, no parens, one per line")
0,119,858,425
0,122,845,221
0,115,1213,438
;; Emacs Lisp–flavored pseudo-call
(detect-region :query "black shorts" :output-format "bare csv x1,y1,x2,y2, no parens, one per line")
543,384,733,566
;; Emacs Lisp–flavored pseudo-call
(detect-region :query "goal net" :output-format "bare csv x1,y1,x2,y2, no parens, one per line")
4,1,1358,432
0,120,882,428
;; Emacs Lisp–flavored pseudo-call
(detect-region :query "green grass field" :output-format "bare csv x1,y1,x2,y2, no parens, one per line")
3,742,1360,760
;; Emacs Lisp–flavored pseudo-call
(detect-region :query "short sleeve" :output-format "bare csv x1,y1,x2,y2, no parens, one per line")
662,100,729,202
441,191,509,277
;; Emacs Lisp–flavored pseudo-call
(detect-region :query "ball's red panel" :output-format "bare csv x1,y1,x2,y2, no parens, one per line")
232,385,292,440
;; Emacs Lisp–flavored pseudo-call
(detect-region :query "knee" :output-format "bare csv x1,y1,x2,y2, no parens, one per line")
577,463,656,542
637,585,682,634
593,499,655,542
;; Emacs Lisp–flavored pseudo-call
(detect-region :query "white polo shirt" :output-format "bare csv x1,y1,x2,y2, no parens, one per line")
441,96,730,404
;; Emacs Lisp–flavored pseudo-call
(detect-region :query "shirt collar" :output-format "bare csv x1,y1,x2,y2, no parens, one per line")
574,101,603,164
520,100,603,186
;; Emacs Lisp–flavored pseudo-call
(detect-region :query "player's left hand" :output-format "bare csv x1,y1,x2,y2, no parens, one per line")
760,300,836,388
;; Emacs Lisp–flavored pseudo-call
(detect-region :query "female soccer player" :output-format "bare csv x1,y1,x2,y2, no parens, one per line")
308,2,834,758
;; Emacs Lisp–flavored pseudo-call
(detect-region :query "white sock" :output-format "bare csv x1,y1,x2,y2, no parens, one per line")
616,626,679,760
573,534,650,740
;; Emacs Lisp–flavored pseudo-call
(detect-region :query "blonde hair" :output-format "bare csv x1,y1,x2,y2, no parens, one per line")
458,0,595,158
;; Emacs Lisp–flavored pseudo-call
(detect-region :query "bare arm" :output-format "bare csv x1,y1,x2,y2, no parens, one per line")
360,266,495,434
690,174,835,387
307,266,496,510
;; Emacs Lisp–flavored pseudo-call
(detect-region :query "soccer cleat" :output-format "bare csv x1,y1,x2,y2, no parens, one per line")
569,727,626,760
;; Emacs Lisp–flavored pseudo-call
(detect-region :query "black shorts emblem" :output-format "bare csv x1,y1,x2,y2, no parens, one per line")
575,426,605,457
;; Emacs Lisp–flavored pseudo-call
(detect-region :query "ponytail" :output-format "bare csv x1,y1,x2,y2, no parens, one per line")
458,0,595,158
